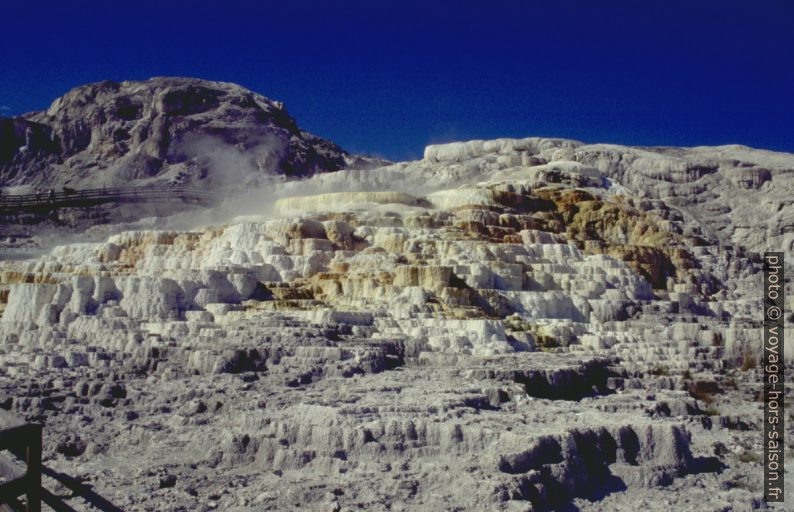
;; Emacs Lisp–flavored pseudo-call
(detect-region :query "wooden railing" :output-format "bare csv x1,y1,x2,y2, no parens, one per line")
0,185,216,214
0,410,41,512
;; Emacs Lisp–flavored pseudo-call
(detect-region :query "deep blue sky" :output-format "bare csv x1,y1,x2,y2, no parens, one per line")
2,1,793,160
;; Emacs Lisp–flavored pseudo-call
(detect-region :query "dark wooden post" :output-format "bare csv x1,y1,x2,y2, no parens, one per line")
0,411,41,512
25,424,41,512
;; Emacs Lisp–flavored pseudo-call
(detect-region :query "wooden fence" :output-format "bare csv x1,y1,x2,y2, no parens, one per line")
0,185,216,214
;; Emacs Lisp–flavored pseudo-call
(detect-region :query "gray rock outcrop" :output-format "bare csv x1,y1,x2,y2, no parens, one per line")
0,77,382,190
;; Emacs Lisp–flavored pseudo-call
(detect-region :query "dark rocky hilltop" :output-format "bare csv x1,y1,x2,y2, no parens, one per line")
0,77,381,191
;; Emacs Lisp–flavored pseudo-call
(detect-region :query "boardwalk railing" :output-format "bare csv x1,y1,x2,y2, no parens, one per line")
0,410,41,512
0,185,216,214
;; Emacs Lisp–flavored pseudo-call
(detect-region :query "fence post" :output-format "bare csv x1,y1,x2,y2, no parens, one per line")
25,425,41,512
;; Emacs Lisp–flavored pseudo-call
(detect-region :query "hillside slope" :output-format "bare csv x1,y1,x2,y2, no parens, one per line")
0,77,382,191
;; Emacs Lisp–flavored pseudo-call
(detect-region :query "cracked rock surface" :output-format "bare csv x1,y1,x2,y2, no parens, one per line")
1,126,793,509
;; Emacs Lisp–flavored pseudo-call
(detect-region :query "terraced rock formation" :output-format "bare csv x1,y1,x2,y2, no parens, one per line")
0,78,387,258
0,133,792,510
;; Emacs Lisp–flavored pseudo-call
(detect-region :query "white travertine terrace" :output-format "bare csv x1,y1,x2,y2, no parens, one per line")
0,136,792,510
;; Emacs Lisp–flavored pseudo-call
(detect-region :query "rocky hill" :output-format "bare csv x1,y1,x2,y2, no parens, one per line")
0,84,792,510
0,77,382,191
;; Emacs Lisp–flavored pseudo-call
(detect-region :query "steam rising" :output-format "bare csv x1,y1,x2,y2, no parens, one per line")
158,140,484,231
7,138,476,257
176,134,288,189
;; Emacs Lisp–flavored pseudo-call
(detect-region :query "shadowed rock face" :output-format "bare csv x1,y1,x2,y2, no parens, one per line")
0,77,380,189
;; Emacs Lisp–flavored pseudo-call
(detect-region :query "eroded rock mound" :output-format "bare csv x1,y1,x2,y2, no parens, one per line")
0,77,381,190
